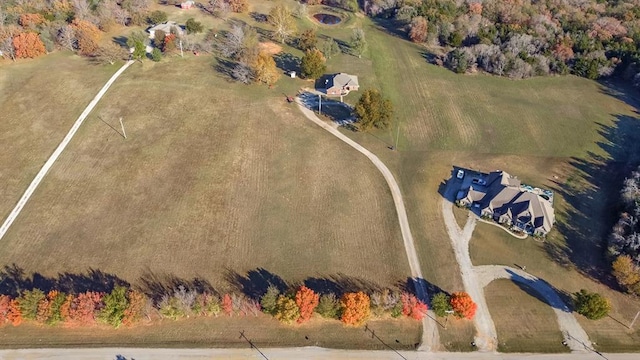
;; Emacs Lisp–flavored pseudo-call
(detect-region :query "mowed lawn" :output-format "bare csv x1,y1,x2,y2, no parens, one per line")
0,56,409,293
0,53,117,221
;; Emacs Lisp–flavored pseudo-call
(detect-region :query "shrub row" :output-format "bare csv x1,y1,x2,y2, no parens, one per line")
0,283,478,328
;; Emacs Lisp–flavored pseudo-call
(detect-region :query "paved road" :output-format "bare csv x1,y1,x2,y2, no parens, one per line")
296,96,441,351
0,347,633,360
0,60,135,241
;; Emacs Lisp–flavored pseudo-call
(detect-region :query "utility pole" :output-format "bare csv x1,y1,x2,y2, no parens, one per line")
318,94,322,114
119,117,127,139
394,122,400,151
179,39,183,58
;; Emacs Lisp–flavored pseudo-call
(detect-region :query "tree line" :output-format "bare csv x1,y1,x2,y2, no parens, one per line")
0,280,478,328
610,166,640,296
361,0,640,83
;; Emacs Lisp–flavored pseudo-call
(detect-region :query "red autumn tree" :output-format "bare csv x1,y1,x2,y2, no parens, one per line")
7,299,22,326
71,19,101,56
0,295,11,324
401,292,428,320
408,17,428,43
295,286,319,323
123,290,146,326
163,33,177,53
340,292,370,326
450,292,477,320
12,32,46,58
67,291,104,325
222,294,233,316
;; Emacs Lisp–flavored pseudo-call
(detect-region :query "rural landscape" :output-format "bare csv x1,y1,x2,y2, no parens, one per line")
1,0,640,357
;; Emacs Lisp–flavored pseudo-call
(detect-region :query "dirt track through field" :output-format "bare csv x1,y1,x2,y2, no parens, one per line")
296,96,441,351
0,60,135,241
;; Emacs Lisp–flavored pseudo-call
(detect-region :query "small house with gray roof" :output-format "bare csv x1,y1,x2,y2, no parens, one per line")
457,170,555,236
324,73,359,95
148,21,184,39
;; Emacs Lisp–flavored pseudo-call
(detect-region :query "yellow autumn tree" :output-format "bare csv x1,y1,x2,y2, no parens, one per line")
253,51,280,86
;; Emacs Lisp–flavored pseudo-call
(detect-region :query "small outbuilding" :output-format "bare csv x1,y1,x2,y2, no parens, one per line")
148,21,184,39
180,1,195,9
324,73,359,96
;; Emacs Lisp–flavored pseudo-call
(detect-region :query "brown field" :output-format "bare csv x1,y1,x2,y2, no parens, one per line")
0,56,409,293
485,280,568,353
0,52,117,221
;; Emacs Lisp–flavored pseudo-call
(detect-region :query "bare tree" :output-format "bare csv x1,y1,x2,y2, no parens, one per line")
0,37,15,61
57,25,76,51
232,61,254,84
95,42,128,64
218,24,245,58
268,4,296,44
174,285,197,315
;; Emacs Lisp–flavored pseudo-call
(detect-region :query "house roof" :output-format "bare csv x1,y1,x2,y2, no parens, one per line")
149,21,183,34
326,73,359,89
468,170,555,234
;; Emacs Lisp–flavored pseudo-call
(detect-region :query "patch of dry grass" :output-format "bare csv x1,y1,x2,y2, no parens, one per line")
486,280,568,353
0,52,116,221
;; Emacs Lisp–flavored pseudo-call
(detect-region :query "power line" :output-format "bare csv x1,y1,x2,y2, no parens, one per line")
239,330,268,360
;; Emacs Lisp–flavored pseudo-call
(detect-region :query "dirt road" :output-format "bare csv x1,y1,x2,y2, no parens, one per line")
296,97,440,351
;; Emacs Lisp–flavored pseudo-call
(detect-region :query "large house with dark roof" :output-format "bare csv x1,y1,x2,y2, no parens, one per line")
457,170,555,236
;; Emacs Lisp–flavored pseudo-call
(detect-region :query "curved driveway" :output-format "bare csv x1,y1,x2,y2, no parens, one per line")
441,199,592,353
296,97,440,351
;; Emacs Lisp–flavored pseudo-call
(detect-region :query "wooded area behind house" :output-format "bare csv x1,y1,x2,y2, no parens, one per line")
363,0,640,82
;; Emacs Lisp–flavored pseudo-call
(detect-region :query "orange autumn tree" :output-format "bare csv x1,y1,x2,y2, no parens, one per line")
66,291,103,325
123,290,146,326
295,286,319,323
340,292,370,326
450,292,477,320
12,32,46,58
19,13,46,28
0,295,11,324
401,292,428,320
222,294,233,316
7,299,22,326
71,19,101,55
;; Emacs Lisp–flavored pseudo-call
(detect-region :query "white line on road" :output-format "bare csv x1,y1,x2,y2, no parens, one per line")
0,60,135,241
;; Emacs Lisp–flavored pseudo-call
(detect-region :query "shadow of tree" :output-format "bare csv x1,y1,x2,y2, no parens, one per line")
274,53,300,74
549,113,640,286
225,268,289,300
400,277,449,305
137,269,217,303
213,56,237,81
304,273,382,296
0,264,129,297
505,269,574,312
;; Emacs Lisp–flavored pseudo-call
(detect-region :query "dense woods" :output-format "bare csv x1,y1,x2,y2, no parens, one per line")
362,0,640,82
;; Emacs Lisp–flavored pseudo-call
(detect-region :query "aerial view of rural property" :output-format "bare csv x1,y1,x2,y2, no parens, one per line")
2,0,640,359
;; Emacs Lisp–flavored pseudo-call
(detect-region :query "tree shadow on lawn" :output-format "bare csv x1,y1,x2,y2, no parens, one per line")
505,269,574,312
0,264,129,297
401,277,449,305
274,52,300,74
213,56,238,82
549,112,640,288
224,268,289,300
137,269,217,304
